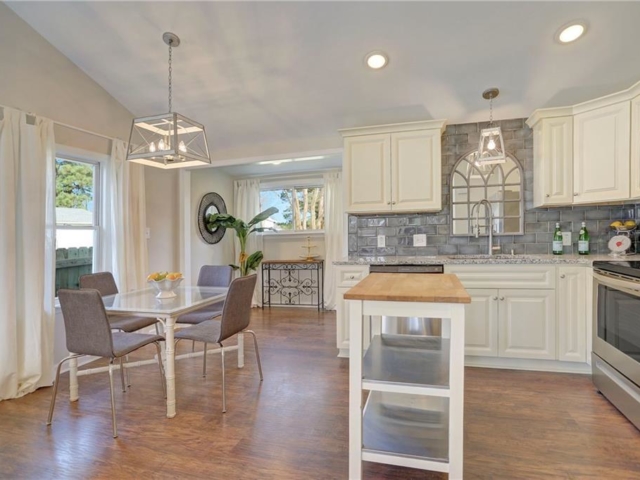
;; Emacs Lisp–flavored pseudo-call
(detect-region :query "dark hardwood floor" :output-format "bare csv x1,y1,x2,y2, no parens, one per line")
1,307,640,479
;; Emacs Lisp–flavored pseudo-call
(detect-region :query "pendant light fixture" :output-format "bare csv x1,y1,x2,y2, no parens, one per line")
126,32,210,169
477,88,506,165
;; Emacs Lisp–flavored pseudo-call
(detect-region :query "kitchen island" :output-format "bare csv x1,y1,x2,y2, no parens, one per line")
344,273,471,479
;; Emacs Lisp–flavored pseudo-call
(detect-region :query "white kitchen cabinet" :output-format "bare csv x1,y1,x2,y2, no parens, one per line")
335,265,370,357
498,289,556,360
532,116,573,207
343,134,391,213
464,288,499,356
631,95,640,199
557,267,587,363
390,129,441,211
340,121,445,214
574,102,631,203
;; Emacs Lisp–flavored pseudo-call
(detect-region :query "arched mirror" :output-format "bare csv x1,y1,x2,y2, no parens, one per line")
197,192,228,244
450,151,524,236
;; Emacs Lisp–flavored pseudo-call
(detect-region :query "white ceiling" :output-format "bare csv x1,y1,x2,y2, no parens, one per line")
8,1,640,165
219,153,342,178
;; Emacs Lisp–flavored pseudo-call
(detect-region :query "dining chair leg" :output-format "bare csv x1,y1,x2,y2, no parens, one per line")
154,342,167,398
245,330,264,381
125,355,131,387
202,342,208,377
119,357,127,393
155,323,160,335
47,354,79,426
192,340,195,352
108,360,118,438
220,343,226,413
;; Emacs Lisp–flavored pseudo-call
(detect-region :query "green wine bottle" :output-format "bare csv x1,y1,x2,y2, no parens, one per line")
578,221,590,255
552,222,563,255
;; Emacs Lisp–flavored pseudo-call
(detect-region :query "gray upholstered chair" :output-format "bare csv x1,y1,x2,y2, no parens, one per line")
176,265,233,325
48,289,166,438
174,274,263,413
80,272,160,333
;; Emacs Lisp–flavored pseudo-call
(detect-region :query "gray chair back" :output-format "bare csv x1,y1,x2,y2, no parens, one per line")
58,289,114,358
197,265,233,288
80,272,119,296
218,275,257,343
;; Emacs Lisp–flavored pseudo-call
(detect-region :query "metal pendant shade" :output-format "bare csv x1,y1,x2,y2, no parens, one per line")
127,33,211,169
477,88,506,165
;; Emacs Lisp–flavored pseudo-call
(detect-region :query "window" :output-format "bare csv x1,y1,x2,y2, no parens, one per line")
260,185,325,231
55,157,100,293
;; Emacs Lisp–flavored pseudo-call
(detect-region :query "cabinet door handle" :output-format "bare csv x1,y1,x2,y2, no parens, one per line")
386,201,391,205
560,274,566,279
492,296,498,301
348,275,355,279
499,296,505,301
574,193,579,196
545,194,550,198
392,201,396,205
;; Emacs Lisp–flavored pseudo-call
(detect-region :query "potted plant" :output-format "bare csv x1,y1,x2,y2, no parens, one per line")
206,207,278,276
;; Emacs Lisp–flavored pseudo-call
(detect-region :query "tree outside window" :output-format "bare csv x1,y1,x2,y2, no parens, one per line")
260,186,324,231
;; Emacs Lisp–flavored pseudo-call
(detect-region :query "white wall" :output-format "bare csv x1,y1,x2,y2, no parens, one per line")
263,234,325,261
190,168,235,284
145,169,180,274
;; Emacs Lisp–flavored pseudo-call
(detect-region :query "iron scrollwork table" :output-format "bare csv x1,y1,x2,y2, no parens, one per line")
262,260,324,311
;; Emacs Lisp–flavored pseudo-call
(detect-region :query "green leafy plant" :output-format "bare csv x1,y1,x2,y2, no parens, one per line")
206,207,279,276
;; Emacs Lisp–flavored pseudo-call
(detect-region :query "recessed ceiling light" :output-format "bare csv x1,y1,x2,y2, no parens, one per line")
557,22,586,44
365,51,389,70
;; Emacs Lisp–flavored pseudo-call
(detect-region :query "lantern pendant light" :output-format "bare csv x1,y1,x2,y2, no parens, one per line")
126,32,211,169
477,88,506,165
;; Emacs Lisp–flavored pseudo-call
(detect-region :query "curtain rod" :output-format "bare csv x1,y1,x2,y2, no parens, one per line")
0,104,124,143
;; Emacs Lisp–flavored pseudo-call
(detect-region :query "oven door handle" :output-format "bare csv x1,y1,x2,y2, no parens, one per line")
594,271,640,297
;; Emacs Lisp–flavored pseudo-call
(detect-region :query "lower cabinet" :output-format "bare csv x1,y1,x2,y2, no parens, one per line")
464,289,499,357
557,267,587,362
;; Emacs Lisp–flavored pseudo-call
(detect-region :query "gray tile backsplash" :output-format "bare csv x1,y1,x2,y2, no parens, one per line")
348,118,639,257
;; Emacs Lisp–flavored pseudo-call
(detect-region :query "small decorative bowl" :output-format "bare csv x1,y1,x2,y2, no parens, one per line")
148,277,184,299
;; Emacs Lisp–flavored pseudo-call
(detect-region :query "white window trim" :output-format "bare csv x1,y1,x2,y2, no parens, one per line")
261,230,325,237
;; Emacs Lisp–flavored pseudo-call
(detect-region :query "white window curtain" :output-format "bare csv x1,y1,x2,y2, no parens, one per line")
234,179,263,306
0,107,56,400
323,171,345,310
101,139,149,291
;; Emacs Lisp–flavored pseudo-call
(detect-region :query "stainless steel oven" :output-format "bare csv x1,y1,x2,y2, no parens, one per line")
592,262,640,430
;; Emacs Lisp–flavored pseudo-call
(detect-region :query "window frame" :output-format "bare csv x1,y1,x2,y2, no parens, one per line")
259,177,326,235
54,150,105,296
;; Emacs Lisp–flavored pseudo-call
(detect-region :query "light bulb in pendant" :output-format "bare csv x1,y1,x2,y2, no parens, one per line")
149,142,156,153
487,137,496,150
178,141,187,153
158,138,166,151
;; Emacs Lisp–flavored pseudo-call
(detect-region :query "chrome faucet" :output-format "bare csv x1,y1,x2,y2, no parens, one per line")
471,199,500,255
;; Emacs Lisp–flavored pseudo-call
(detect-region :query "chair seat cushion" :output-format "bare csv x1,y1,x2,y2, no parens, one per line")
109,314,159,332
112,332,164,358
174,320,222,344
176,301,224,325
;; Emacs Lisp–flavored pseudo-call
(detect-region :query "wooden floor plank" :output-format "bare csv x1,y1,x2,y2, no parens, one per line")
1,307,639,479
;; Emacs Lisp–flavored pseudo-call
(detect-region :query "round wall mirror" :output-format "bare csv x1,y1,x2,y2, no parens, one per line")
197,192,227,244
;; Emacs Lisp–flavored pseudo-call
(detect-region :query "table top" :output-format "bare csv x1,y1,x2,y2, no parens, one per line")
344,273,471,304
262,259,324,265
102,286,228,316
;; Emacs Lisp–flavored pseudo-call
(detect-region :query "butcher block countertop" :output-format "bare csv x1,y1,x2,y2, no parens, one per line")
344,273,471,304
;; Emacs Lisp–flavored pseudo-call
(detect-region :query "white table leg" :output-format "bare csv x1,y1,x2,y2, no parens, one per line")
69,356,79,402
237,332,245,368
164,315,177,418
448,304,466,480
348,300,363,480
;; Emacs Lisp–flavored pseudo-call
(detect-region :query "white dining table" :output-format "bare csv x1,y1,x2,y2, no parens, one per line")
66,286,235,418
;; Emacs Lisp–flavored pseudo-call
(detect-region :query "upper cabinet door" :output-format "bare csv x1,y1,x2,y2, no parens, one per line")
631,95,640,199
344,134,391,213
533,116,573,207
390,130,442,212
574,102,631,203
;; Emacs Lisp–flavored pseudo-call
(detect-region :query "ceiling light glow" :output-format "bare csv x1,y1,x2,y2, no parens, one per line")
365,51,388,70
557,22,586,43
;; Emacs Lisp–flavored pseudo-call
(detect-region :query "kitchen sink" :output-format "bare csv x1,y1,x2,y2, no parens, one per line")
447,254,537,260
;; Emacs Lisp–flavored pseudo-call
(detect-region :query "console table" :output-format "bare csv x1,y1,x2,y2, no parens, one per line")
262,259,324,311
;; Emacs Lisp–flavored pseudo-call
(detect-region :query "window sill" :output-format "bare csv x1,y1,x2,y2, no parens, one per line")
262,230,325,238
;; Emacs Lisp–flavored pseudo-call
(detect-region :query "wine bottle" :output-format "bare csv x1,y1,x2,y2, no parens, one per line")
578,222,590,255
552,222,563,255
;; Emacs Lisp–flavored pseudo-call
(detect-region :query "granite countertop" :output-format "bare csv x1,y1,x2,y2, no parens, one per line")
333,254,640,266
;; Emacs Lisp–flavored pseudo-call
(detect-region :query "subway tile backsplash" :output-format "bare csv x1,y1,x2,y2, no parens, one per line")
348,118,639,257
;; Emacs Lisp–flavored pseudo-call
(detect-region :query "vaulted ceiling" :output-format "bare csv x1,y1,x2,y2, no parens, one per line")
7,1,640,162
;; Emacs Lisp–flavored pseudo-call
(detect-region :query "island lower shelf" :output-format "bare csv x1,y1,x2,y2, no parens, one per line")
362,390,450,472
